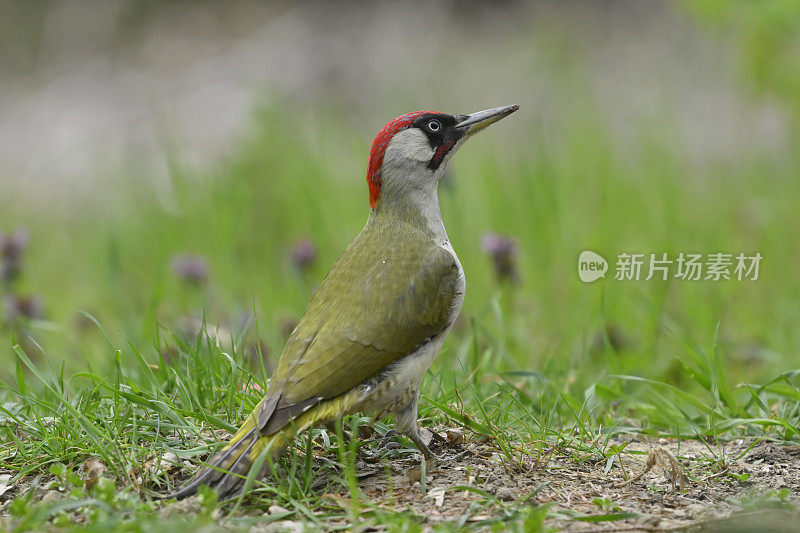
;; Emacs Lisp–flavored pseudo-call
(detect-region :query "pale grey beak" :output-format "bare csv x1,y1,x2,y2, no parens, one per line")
455,105,519,135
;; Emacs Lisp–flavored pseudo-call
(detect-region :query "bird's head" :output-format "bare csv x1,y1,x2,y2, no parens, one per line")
366,105,519,209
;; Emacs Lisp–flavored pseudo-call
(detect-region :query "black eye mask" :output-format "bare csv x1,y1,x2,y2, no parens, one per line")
411,113,462,170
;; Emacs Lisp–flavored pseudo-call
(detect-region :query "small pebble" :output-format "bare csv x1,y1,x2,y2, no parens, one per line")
445,428,465,444
496,487,516,501
405,466,422,483
41,490,63,503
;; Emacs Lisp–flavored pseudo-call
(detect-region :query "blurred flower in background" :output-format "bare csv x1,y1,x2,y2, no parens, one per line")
290,239,317,272
170,254,209,285
481,232,519,284
0,228,30,285
3,295,43,322
0,228,44,328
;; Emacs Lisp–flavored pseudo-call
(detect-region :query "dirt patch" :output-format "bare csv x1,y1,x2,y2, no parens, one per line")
351,433,800,531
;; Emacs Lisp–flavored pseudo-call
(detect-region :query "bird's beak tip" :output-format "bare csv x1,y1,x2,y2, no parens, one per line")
455,104,519,134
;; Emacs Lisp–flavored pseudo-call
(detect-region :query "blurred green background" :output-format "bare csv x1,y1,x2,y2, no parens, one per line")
1,0,799,400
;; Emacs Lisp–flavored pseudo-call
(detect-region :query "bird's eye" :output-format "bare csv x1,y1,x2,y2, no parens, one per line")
428,120,441,132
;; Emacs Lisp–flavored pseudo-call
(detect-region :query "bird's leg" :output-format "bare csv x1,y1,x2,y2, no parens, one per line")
408,432,434,460
394,395,438,461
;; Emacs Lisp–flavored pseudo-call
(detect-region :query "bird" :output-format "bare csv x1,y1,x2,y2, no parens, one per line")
167,104,519,499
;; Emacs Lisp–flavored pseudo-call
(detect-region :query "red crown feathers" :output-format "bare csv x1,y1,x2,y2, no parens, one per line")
366,111,444,208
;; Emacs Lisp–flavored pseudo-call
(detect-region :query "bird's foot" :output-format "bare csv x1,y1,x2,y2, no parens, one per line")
409,432,437,461
359,429,404,462
359,426,447,463
378,429,403,454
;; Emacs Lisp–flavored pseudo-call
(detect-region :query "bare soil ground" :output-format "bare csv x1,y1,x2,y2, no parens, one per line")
349,431,800,531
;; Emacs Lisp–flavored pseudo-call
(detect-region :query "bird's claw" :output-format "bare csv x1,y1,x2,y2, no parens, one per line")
410,435,437,461
361,429,402,459
359,427,445,463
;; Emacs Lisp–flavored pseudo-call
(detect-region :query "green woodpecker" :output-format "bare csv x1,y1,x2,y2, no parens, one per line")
168,105,518,499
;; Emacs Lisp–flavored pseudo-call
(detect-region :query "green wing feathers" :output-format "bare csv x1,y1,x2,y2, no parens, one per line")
269,220,461,420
